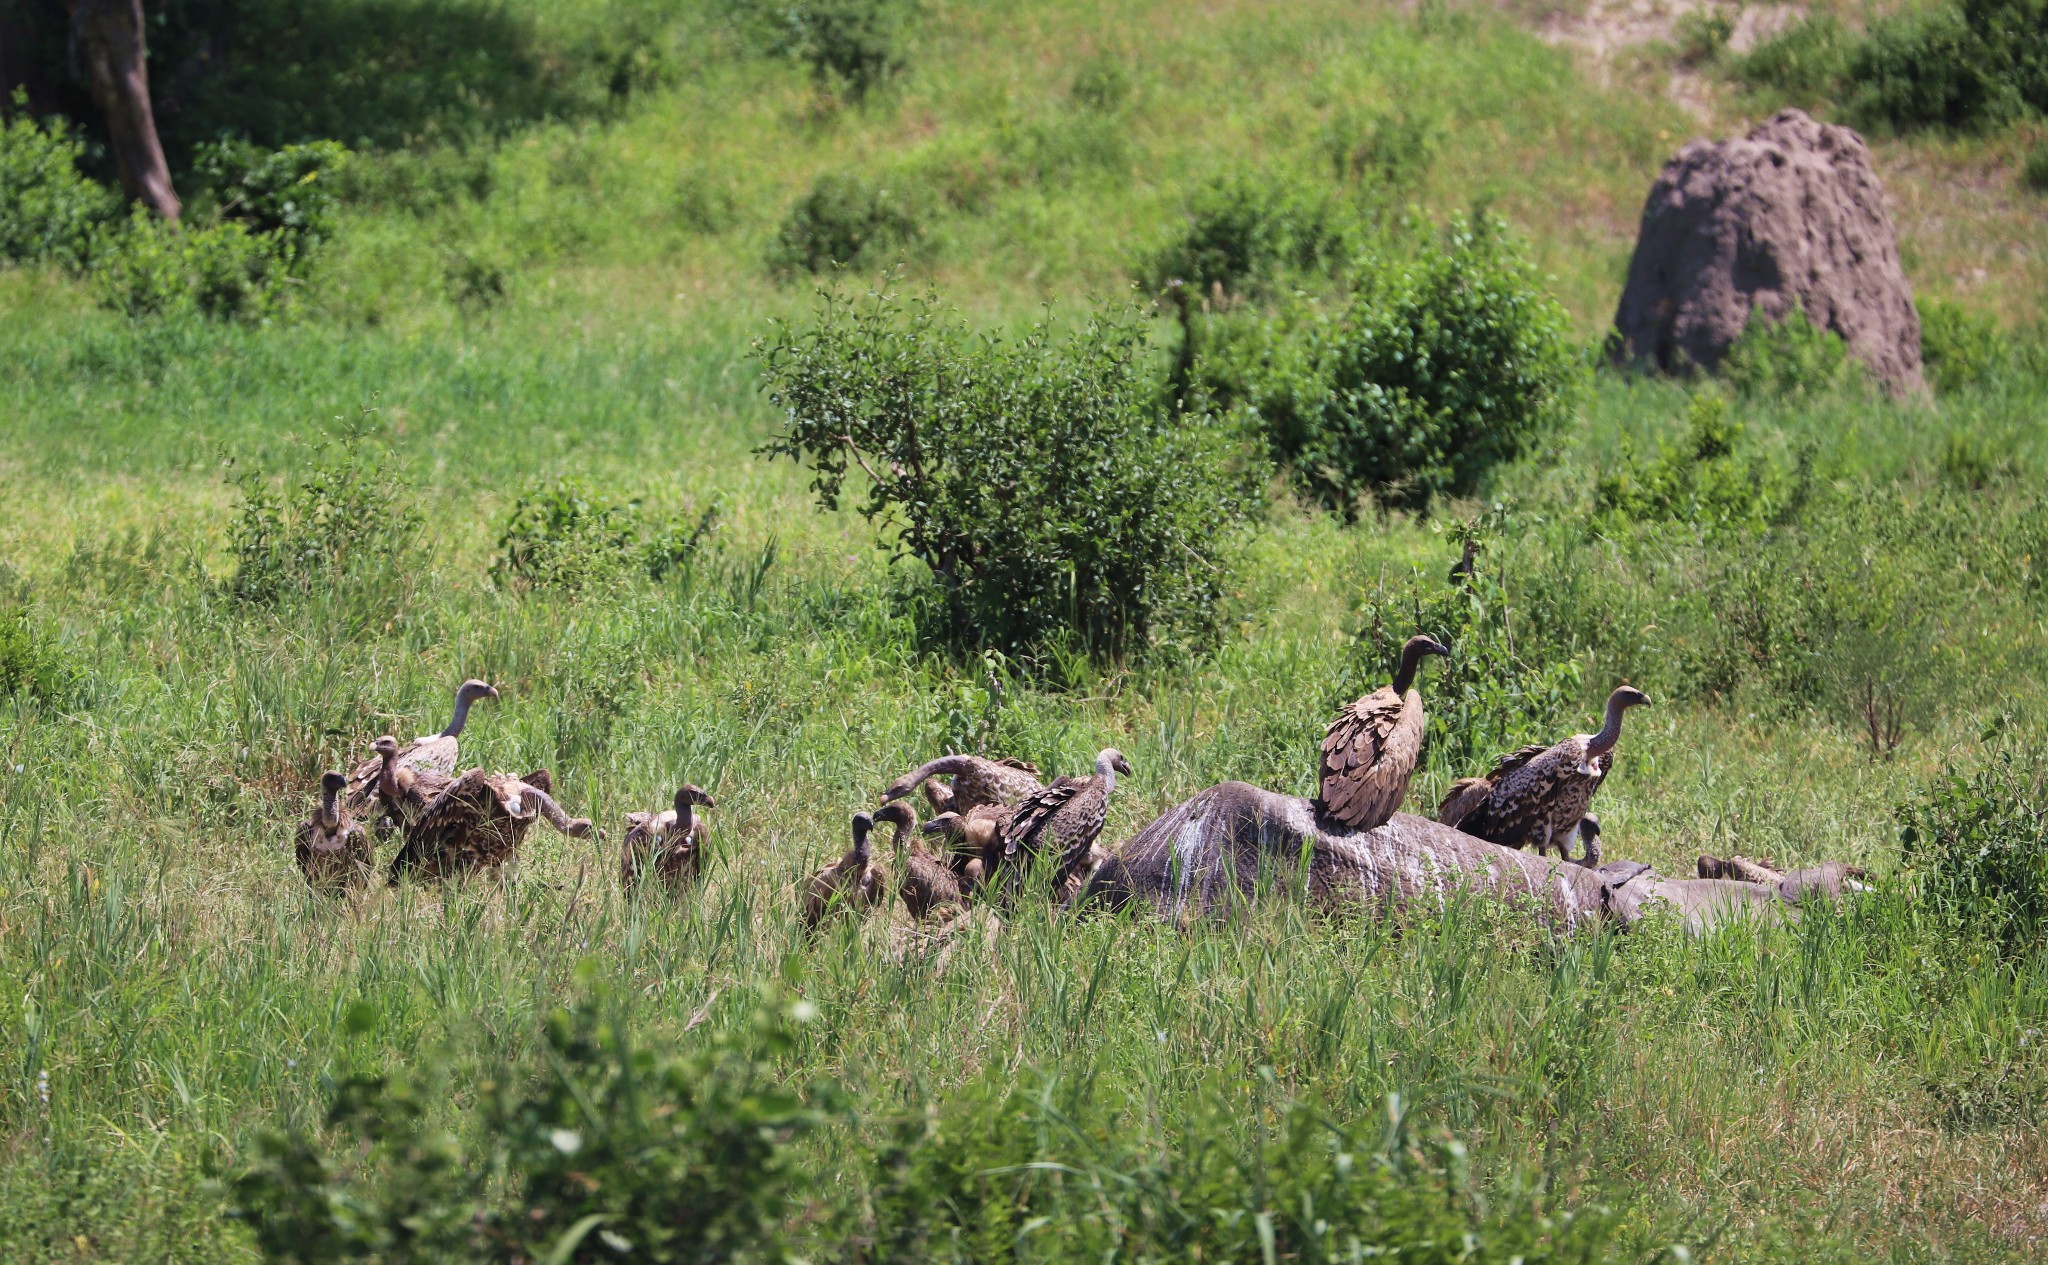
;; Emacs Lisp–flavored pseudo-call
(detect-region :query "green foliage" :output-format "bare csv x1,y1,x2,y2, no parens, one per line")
0,611,83,708
1721,306,1863,399
1209,213,1580,515
91,210,298,322
1918,296,2009,393
1847,0,2048,131
0,94,120,270
759,290,1254,659
1595,392,1800,531
492,477,720,592
1142,172,1355,295
2025,142,2048,192
766,170,925,276
1733,15,1854,100
224,425,421,605
195,140,353,258
1322,108,1437,192
1900,752,2048,954
1673,6,1736,66
1069,53,1133,112
758,0,916,101
228,981,835,1264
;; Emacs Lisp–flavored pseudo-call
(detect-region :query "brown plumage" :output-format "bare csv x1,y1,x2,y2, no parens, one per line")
800,811,888,932
344,679,497,823
923,804,1008,891
1438,687,1650,861
387,766,592,885
370,734,453,829
296,771,371,894
1317,635,1450,831
999,748,1131,895
1448,538,1481,586
882,755,1043,816
874,801,964,922
620,784,715,891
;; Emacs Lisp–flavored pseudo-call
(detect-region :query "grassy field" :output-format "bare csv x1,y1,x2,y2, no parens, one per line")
3,0,2048,1259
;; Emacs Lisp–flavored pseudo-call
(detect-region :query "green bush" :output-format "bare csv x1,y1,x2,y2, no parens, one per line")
1322,108,1436,192
760,0,916,102
228,981,835,1264
1595,392,1799,531
0,94,121,270
1208,212,1579,515
2022,142,2048,193
1848,0,2048,131
492,477,720,592
1142,172,1354,294
194,139,352,258
91,209,299,322
1900,752,2048,954
758,290,1255,660
1069,53,1133,112
766,170,925,276
1733,15,1853,100
1918,296,2009,393
1721,306,1864,399
1673,6,1736,66
0,611,83,708
224,426,421,605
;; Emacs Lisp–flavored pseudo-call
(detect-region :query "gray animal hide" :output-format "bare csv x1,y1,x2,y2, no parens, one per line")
1083,781,1827,936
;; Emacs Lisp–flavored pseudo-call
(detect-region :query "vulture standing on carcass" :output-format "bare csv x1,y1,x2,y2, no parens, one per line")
882,755,1043,816
1437,686,1650,863
874,801,965,922
801,811,888,932
999,748,1132,898
620,784,715,890
296,771,372,894
370,734,453,829
386,766,592,885
345,679,498,822
1316,635,1451,831
923,806,1006,891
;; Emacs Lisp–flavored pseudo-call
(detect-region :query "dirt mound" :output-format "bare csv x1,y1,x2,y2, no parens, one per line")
1610,109,1923,394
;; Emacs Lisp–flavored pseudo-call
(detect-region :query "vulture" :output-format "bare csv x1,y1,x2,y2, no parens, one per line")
882,755,1043,816
999,748,1132,897
873,801,965,922
386,766,592,885
1448,539,1481,586
345,679,498,822
620,784,715,890
1437,686,1650,862
801,811,889,932
923,804,1008,891
370,734,453,828
296,771,371,894
1316,635,1451,831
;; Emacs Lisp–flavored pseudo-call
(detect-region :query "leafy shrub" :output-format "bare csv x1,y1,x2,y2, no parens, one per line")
1208,212,1579,515
91,208,298,322
758,290,1255,660
194,139,352,259
761,0,916,101
1595,392,1800,532
1142,172,1354,294
442,246,512,310
1721,306,1864,398
2025,142,2048,192
766,170,924,276
1069,53,1133,112
0,611,83,708
1674,6,1736,65
224,426,421,605
1848,0,2048,131
0,93,120,270
228,980,835,1264
1899,752,2048,954
1918,296,2009,393
677,164,741,232
1322,108,1437,192
1734,15,1853,100
492,477,720,592
335,146,495,216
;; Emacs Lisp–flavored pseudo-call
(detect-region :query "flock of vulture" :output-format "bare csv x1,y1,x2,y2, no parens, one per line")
293,624,1814,935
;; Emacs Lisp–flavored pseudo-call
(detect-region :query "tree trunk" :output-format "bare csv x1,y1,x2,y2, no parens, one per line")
70,0,178,221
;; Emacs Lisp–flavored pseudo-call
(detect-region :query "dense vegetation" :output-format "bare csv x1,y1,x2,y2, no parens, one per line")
2,0,2046,1260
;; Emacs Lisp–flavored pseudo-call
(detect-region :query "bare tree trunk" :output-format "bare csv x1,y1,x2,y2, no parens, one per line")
70,0,178,221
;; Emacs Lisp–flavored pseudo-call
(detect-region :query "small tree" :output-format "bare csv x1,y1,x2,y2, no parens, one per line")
757,290,1254,660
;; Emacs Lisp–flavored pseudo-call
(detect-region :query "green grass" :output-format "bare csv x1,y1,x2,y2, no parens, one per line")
4,0,2048,1259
